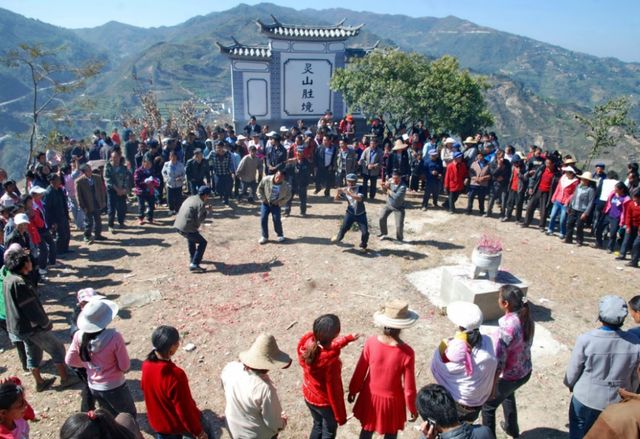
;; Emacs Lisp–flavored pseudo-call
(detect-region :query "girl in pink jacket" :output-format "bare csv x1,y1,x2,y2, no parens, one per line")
65,299,136,418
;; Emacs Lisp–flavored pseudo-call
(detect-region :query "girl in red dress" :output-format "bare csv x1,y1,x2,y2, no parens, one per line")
348,301,419,439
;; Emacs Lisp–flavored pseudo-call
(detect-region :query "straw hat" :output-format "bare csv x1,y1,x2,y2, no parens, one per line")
373,300,419,329
446,301,483,331
579,171,597,182
444,137,456,145
77,299,119,333
561,166,576,174
392,139,408,151
463,136,477,145
563,158,577,165
239,333,291,370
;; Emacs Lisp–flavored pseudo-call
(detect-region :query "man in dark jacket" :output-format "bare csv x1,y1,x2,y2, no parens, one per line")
75,164,107,243
331,173,369,251
265,133,287,176
185,149,210,195
174,186,210,272
486,150,512,218
421,149,444,210
314,135,337,197
3,249,79,391
504,156,528,222
359,137,383,200
523,158,560,229
210,141,235,205
42,174,70,254
285,145,312,216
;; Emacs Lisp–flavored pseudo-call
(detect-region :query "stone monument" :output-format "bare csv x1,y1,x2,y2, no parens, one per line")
217,15,376,130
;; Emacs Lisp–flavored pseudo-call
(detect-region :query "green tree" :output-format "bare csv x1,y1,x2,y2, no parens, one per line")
574,97,637,168
418,56,494,137
3,43,103,170
330,49,493,137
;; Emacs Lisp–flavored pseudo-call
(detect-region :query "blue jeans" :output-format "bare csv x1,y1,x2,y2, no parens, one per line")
91,382,137,418
547,201,568,236
178,230,207,265
569,396,601,439
260,203,283,238
9,329,66,369
69,198,85,230
306,401,337,439
482,372,531,438
336,210,369,248
137,194,155,220
214,174,232,203
107,188,127,226
239,180,257,200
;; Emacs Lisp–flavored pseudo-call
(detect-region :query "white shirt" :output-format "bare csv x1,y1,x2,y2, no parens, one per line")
221,361,284,439
430,334,498,407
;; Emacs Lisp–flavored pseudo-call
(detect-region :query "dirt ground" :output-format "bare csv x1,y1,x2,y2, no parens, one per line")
1,188,638,438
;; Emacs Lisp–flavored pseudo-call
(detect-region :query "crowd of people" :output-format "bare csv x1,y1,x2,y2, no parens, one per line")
0,113,639,439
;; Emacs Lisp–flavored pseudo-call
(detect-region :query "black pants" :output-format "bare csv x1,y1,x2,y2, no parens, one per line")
53,220,71,253
107,189,127,226
524,190,550,228
336,211,369,248
505,189,524,221
166,187,183,213
447,191,462,213
565,209,588,244
482,372,531,438
422,182,440,208
72,367,96,412
361,175,378,199
487,185,508,217
178,230,207,265
83,209,102,238
596,214,620,250
466,185,488,214
315,167,333,196
306,402,337,439
38,229,57,267
409,175,420,191
286,184,308,215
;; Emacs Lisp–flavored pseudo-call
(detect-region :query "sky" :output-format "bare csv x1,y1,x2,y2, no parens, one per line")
0,0,638,62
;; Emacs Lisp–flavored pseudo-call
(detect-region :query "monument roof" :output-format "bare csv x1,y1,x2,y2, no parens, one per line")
345,41,381,60
256,15,363,41
216,38,272,59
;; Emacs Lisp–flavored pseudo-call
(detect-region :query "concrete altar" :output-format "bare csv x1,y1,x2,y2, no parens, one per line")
440,265,529,321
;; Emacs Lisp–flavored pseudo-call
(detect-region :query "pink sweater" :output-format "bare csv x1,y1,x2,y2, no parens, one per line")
65,329,130,391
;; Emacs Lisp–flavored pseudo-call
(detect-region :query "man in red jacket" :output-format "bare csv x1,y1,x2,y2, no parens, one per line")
444,152,469,214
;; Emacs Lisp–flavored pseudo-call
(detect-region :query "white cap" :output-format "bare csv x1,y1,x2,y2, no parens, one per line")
14,213,30,225
29,186,47,195
279,125,288,132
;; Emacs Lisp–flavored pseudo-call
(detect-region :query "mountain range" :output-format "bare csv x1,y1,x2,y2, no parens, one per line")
0,2,638,175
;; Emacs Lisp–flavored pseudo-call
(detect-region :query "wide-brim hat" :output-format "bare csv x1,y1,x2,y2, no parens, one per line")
563,158,577,165
373,300,419,329
444,137,456,145
463,136,477,145
561,166,576,174
392,140,408,151
76,288,106,304
579,171,597,182
239,333,291,370
446,301,483,331
77,299,119,333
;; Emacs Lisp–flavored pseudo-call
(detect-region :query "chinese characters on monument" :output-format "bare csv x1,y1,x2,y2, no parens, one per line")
283,59,332,117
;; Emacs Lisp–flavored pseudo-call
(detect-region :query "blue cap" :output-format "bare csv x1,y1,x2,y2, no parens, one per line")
198,186,212,196
453,142,461,149
428,149,438,156
595,163,605,169
453,152,463,159
346,173,358,181
304,130,313,136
